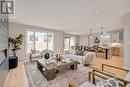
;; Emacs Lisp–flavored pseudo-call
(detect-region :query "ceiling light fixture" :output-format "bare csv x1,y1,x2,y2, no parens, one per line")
96,9,99,13
89,29,92,38
101,27,104,37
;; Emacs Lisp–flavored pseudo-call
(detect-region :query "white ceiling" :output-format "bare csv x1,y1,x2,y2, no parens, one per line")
10,0,130,35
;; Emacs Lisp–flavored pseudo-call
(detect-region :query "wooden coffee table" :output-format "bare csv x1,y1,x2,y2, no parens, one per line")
37,59,78,81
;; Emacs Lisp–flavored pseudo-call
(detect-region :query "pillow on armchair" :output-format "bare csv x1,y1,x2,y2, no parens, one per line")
96,78,119,87
31,49,36,54
30,49,43,61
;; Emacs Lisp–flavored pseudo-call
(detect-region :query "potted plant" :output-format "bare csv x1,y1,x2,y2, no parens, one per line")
8,34,24,56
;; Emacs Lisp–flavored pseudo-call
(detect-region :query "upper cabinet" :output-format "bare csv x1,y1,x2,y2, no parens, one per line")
110,31,123,43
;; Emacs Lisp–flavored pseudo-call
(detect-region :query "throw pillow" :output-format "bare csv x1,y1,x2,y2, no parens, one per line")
96,78,119,87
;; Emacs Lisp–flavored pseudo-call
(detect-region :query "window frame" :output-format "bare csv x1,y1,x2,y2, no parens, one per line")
64,37,76,51
26,30,54,54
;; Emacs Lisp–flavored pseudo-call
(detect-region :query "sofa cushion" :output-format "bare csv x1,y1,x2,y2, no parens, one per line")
79,82,96,87
96,78,119,87
75,51,83,56
83,51,88,55
125,71,130,82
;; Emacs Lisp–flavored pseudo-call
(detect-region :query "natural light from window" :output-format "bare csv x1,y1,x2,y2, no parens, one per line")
27,31,54,53
64,37,75,51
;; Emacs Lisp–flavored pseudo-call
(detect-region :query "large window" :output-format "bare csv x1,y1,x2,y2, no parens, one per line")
64,37,75,51
100,33,110,47
27,31,54,53
27,31,35,53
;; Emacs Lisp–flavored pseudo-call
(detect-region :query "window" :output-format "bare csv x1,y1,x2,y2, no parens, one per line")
100,33,110,47
35,32,47,51
26,31,54,53
27,31,34,53
64,37,75,51
29,35,34,41
48,33,53,50
64,37,70,51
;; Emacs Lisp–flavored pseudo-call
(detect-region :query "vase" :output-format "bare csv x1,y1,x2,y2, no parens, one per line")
44,53,50,59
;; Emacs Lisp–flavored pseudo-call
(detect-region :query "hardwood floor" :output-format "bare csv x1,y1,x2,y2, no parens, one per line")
4,61,29,87
4,56,125,87
91,56,126,78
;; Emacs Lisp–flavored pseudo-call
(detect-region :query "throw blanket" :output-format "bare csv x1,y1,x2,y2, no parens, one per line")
64,52,96,65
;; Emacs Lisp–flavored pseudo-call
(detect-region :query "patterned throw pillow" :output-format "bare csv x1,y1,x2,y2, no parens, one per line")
96,78,119,87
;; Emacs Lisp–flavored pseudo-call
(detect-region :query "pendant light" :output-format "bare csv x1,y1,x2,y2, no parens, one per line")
89,29,92,38
101,27,104,37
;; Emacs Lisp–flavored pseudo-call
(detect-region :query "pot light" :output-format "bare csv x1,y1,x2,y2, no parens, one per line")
96,9,99,13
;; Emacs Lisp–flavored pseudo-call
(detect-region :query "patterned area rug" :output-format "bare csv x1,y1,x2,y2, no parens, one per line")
24,61,92,87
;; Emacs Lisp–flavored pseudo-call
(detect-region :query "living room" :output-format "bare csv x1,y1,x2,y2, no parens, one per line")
0,0,130,87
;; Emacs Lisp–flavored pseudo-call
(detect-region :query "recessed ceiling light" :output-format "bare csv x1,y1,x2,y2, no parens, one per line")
96,10,99,13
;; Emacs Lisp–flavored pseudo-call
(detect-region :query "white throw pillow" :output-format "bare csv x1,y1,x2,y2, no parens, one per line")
83,51,88,55
96,78,119,87
125,71,130,82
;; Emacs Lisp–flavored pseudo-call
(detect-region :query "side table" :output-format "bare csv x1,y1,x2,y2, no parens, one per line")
9,56,18,69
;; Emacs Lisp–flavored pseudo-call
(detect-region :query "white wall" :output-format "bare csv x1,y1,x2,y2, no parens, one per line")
79,35,89,46
123,13,130,68
9,22,64,60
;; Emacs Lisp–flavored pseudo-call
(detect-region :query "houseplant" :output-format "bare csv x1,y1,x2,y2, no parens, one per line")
8,34,24,56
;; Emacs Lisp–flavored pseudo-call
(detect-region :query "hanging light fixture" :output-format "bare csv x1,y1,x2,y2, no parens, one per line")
89,29,92,38
101,27,104,37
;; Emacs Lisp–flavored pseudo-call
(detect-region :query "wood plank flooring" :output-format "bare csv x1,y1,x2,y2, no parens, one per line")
4,56,125,87
91,56,126,78
4,61,29,87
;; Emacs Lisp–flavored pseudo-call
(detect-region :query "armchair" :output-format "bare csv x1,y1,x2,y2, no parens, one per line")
88,64,130,87
69,74,119,87
29,49,43,61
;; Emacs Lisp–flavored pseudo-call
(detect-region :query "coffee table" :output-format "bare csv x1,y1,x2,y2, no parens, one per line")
37,59,78,81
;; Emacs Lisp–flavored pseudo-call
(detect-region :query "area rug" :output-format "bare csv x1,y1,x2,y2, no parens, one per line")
24,61,92,87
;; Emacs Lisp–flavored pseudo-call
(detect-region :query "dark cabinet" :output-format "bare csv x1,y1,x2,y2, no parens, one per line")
9,56,18,69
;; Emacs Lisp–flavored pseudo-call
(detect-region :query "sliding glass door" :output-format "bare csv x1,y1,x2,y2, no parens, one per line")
27,31,35,53
35,32,47,51
47,33,53,50
64,37,70,51
26,31,53,53
64,37,75,51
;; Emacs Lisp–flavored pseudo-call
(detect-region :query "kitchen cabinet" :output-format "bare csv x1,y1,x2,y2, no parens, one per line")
110,31,123,43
